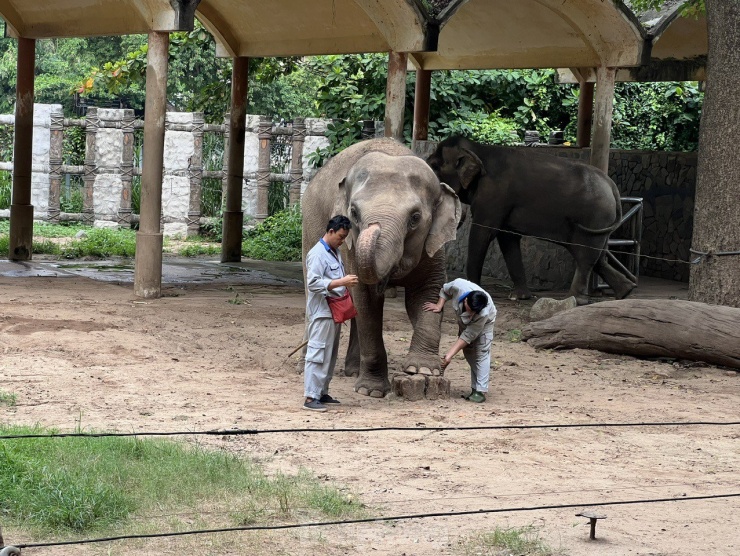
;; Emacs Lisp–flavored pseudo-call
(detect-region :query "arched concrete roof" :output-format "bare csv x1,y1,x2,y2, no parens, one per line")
410,0,646,71
0,0,200,38
557,2,707,83
0,1,436,56
197,0,435,57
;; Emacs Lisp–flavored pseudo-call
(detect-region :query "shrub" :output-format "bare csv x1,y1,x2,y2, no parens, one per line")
242,206,302,262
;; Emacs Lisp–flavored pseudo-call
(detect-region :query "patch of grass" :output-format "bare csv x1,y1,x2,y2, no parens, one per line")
179,243,220,257
60,228,137,258
459,526,566,556
0,390,17,407
506,329,522,343
32,222,89,238
0,425,364,539
242,206,302,262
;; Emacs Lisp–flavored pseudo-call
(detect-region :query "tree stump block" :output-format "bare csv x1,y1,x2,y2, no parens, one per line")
391,373,450,401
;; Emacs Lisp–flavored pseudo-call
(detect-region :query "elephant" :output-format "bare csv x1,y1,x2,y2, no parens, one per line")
301,138,461,398
426,136,635,305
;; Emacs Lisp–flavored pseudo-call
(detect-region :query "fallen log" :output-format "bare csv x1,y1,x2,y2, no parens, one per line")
521,299,740,370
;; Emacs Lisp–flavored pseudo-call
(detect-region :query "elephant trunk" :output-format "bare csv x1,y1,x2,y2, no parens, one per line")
356,223,381,284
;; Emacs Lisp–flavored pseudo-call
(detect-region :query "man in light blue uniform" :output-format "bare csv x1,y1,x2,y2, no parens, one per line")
303,215,358,412
423,278,496,403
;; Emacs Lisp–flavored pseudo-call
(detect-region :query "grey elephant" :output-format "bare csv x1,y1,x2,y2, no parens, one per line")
426,136,635,305
301,138,461,398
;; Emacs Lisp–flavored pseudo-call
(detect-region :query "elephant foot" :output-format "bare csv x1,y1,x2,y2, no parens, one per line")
392,373,450,401
354,375,390,398
342,361,360,377
402,352,444,377
509,287,532,301
614,281,637,300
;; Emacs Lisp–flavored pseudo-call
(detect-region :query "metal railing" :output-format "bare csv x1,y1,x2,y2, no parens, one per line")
592,196,644,291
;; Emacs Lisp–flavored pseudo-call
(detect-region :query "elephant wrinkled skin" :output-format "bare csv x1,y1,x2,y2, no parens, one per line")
301,138,461,398
426,136,636,305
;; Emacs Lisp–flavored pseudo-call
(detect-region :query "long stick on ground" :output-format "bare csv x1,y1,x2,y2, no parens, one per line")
288,339,308,358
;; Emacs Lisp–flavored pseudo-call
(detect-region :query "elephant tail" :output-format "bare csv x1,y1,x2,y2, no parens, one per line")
575,179,623,235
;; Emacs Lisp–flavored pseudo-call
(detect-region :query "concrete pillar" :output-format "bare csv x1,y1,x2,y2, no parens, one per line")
47,106,64,223
590,66,616,174
256,115,271,221
384,51,408,142
187,112,204,237
222,56,249,262
118,109,135,227
9,37,35,261
576,81,594,148
289,117,306,206
412,69,432,143
134,31,169,299
82,107,98,225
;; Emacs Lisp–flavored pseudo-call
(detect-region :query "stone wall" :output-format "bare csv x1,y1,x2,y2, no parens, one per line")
417,142,697,287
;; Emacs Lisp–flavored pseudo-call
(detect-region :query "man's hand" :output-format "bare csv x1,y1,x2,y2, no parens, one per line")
423,301,443,313
342,274,359,287
440,355,451,370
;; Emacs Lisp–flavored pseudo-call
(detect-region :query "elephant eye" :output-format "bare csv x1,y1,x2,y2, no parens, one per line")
350,206,359,221
455,157,463,169
409,212,422,229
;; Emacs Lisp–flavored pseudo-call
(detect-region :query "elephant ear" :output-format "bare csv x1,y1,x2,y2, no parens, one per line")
425,181,462,258
458,148,485,190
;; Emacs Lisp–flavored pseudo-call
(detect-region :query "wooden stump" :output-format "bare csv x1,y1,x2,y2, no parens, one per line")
391,373,450,401
522,299,740,369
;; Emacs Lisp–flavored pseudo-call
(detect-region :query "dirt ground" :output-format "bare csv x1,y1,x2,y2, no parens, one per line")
1,258,738,556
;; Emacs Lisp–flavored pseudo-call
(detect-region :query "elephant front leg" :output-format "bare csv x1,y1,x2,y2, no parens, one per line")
402,280,445,376
353,287,390,398
342,320,360,377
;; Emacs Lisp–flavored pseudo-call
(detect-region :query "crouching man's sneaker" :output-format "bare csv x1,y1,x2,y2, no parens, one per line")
303,398,328,412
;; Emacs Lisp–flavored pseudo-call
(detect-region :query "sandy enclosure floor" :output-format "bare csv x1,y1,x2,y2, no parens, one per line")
0,265,738,556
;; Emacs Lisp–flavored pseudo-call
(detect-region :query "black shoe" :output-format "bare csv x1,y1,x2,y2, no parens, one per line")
303,399,328,412
319,394,341,404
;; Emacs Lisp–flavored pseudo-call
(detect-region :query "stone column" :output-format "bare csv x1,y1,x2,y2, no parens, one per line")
118,108,135,227
289,117,306,206
412,68,432,143
256,115,271,221
577,81,594,148
9,37,35,261
187,112,204,236
590,66,616,173
222,56,250,262
47,105,64,223
82,107,99,225
134,31,169,299
384,51,408,142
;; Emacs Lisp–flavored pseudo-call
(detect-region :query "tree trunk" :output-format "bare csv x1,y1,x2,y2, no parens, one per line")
522,299,740,370
688,1,740,307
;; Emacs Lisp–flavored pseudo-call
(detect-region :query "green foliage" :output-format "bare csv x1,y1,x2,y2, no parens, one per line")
0,389,17,407
0,424,363,536
612,82,702,151
60,228,137,258
242,206,302,262
460,526,566,556
631,0,705,17
0,172,10,210
179,243,220,257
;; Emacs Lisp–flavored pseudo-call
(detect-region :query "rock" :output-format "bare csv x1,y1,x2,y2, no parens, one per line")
529,296,577,322
74,230,88,239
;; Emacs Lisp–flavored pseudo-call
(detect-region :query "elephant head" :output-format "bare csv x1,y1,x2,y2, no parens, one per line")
338,151,461,286
426,137,486,204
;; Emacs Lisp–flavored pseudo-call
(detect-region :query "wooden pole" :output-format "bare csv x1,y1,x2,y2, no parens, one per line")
384,51,408,142
134,31,169,299
8,37,35,261
590,66,616,174
256,115,271,221
289,117,306,206
412,68,432,143
576,81,594,148
221,56,249,263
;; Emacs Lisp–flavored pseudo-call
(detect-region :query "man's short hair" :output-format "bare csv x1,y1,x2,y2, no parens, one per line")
467,291,489,313
327,215,352,232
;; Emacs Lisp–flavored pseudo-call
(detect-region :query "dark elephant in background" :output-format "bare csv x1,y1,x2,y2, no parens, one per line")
426,136,635,305
301,138,461,397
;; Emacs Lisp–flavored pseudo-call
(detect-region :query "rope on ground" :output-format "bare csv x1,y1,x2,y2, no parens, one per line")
1,420,739,440
11,492,740,550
